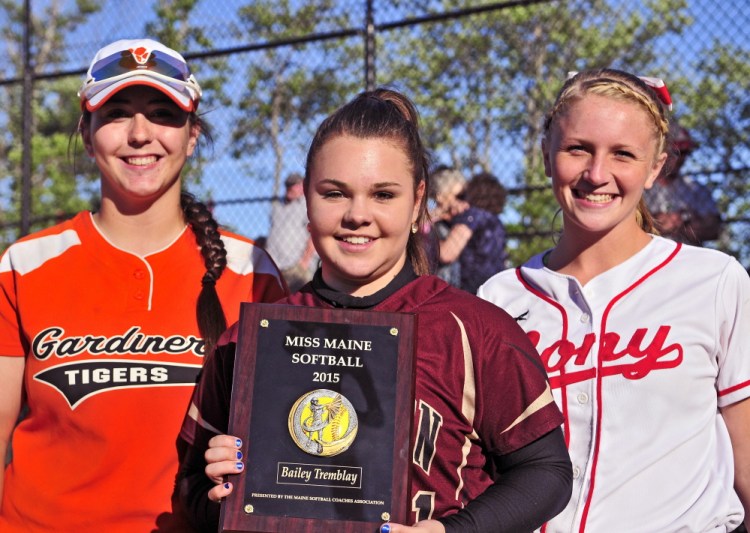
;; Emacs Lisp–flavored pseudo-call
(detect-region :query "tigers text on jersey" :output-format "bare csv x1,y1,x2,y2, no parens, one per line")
181,275,563,524
478,235,750,533
0,212,286,532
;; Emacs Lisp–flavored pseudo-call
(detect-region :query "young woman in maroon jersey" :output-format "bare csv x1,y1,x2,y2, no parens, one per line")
174,88,572,532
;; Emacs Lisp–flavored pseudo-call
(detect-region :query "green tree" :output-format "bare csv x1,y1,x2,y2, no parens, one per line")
0,0,100,247
231,0,361,198
380,0,691,265
678,43,750,264
144,0,231,189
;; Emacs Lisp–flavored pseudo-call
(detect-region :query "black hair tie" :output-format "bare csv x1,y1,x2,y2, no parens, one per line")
201,272,217,286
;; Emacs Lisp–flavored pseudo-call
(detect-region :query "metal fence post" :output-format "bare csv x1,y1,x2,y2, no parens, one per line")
365,0,376,91
21,0,33,237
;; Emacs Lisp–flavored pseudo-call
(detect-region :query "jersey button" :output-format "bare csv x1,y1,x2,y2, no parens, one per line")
573,466,581,479
134,290,145,300
577,392,589,404
133,269,146,279
580,313,590,323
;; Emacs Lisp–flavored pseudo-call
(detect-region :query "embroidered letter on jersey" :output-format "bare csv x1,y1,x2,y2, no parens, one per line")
413,400,443,474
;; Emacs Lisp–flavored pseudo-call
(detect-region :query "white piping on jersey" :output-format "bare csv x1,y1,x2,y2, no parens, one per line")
223,235,280,277
451,311,480,501
0,229,81,275
89,214,188,311
89,213,189,258
455,437,472,502
187,401,223,435
501,382,555,434
452,312,477,427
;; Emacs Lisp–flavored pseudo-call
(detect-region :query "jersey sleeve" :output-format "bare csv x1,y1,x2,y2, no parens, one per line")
716,258,750,407
251,249,289,303
179,326,238,450
0,250,25,357
474,304,563,455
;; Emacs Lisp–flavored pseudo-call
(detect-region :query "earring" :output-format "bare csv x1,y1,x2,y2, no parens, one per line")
411,223,418,234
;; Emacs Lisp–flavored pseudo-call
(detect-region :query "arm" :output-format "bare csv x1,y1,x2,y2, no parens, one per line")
173,336,238,529
439,224,472,264
174,434,243,530
383,428,572,533
721,397,750,521
0,356,24,510
299,237,316,270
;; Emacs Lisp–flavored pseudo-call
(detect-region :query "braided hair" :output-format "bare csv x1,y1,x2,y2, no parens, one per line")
180,192,228,356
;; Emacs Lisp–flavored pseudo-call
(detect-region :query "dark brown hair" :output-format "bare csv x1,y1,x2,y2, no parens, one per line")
181,191,227,356
304,88,432,275
466,172,507,215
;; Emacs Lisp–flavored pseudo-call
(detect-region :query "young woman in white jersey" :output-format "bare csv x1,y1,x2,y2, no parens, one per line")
478,68,750,532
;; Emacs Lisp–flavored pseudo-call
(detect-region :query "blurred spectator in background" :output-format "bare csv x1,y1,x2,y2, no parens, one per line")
425,165,461,286
644,122,722,246
430,166,508,293
466,171,508,217
265,172,317,292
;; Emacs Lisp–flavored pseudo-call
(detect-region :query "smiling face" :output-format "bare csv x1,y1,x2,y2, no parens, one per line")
82,85,199,210
306,135,425,297
543,93,667,240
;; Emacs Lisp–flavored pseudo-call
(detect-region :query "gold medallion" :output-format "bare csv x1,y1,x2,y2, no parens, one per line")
288,389,359,456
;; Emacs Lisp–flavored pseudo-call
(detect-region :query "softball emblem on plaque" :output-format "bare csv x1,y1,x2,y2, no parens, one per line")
288,389,359,457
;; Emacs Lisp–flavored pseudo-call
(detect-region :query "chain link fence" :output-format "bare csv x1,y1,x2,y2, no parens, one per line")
1,0,748,271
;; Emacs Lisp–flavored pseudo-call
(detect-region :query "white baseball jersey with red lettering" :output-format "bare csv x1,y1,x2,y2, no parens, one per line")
478,235,750,532
0,211,287,532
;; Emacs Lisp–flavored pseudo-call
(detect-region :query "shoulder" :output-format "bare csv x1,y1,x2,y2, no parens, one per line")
678,243,748,285
653,236,736,271
219,230,282,277
479,252,546,292
284,288,322,306
415,277,521,330
423,284,544,378
455,206,494,227
1,213,87,276
478,268,522,294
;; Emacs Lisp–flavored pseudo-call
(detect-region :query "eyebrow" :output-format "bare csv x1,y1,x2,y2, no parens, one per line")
318,178,404,189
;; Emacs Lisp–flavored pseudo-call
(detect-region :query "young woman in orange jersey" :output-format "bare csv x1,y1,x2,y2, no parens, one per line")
0,39,286,532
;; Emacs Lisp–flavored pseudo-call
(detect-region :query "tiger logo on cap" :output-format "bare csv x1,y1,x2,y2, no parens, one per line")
129,47,151,65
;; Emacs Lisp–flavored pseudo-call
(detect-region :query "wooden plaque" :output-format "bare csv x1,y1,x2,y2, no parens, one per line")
220,302,416,533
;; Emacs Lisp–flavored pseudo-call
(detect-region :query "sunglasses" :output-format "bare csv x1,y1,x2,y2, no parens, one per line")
89,50,191,83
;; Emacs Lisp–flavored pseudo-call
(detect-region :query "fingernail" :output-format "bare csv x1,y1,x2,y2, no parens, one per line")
224,482,230,489
380,524,391,533
235,438,242,448
236,450,243,460
236,462,244,470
